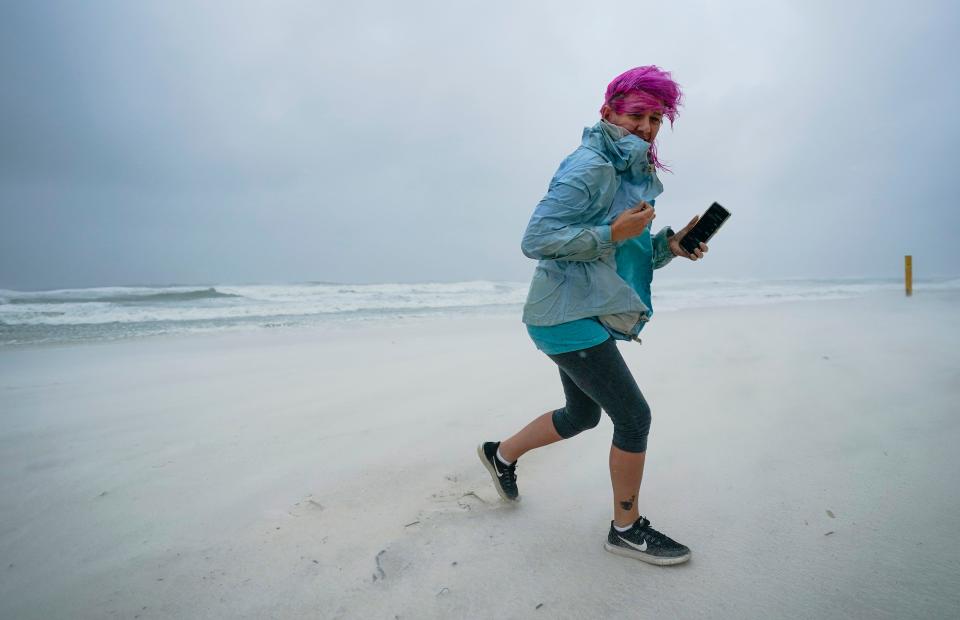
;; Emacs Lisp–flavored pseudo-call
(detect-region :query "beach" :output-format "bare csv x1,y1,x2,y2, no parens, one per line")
2,288,959,619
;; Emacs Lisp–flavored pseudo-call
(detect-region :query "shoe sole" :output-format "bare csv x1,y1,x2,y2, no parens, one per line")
603,542,691,566
476,443,520,502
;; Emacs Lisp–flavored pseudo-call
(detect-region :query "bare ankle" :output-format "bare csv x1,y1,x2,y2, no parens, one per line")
497,442,518,463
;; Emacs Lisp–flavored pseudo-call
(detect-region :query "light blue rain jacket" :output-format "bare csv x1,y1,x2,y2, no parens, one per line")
521,121,676,340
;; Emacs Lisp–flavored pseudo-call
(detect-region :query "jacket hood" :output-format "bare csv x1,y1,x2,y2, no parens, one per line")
581,120,652,173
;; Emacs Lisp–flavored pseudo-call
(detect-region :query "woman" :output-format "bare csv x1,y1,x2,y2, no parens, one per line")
478,66,708,566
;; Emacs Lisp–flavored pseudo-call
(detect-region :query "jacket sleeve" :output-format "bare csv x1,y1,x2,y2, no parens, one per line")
651,226,676,270
521,178,614,262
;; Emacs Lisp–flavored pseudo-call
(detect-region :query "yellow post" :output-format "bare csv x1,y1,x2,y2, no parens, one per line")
905,255,912,296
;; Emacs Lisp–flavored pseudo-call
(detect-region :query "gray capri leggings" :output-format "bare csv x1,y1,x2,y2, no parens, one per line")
546,336,652,453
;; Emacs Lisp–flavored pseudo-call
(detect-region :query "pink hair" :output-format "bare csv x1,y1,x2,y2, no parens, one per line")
602,65,683,171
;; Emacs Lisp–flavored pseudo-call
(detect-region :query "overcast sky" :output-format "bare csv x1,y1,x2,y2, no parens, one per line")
1,0,958,290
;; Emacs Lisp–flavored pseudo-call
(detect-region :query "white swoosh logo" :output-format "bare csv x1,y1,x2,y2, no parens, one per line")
618,536,647,552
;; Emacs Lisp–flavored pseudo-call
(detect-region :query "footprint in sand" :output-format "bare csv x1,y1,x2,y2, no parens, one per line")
426,472,497,514
288,495,326,518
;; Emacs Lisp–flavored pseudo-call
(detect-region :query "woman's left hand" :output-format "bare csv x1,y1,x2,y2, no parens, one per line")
669,215,709,260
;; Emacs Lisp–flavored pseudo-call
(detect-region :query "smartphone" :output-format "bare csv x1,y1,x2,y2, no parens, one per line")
679,202,731,254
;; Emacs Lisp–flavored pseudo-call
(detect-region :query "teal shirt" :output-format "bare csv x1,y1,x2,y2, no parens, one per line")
526,317,610,355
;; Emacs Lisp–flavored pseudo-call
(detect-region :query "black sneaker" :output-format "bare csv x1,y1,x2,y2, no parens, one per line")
604,516,691,565
477,441,519,501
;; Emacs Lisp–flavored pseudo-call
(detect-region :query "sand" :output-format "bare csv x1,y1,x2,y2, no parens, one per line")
2,289,959,619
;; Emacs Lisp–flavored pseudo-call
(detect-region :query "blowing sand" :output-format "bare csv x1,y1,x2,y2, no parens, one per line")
2,289,959,619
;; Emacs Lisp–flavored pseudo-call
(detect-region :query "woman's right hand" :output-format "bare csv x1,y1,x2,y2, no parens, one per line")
610,201,656,242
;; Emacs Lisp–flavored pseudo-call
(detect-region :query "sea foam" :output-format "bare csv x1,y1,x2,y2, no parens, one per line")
1,277,956,346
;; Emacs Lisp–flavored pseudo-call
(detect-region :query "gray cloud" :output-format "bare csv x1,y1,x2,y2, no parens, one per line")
1,0,958,289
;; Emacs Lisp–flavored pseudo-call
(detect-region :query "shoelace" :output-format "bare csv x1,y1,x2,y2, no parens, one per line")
499,460,518,485
637,520,675,546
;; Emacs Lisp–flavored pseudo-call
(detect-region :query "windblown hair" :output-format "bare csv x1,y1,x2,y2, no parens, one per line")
602,65,683,171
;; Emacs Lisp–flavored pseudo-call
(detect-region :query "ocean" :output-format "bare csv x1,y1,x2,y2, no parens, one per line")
1,277,957,347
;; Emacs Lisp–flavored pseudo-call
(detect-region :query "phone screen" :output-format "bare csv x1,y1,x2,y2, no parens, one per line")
679,202,730,254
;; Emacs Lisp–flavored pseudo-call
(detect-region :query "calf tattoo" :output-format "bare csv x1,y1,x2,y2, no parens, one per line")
619,495,636,510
